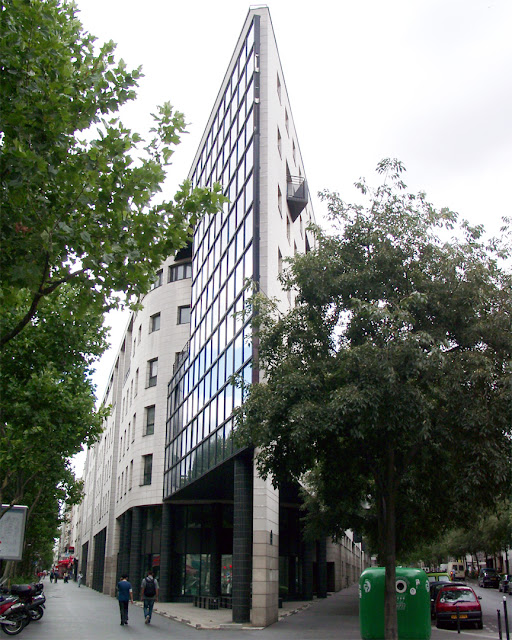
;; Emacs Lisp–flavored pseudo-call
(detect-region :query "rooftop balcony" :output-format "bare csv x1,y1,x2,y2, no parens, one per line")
287,175,308,222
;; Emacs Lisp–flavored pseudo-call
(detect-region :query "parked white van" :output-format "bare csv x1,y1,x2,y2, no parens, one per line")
447,561,466,581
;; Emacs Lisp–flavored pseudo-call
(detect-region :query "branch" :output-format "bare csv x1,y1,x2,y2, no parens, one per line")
0,261,85,348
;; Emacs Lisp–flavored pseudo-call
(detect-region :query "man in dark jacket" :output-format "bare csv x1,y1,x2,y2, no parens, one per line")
117,574,134,625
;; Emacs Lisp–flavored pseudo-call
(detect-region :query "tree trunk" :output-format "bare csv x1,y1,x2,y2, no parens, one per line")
380,445,398,640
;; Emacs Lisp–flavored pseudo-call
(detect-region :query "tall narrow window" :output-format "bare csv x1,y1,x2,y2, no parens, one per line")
150,313,161,333
286,216,291,243
129,460,133,491
145,405,155,435
147,358,158,387
142,454,153,485
277,73,282,103
277,127,282,158
278,249,283,276
278,185,282,217
151,269,163,290
178,305,191,324
285,108,289,134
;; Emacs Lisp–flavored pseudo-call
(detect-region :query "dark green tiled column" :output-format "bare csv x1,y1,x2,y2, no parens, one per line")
232,454,253,623
317,538,327,598
129,507,142,600
159,502,172,601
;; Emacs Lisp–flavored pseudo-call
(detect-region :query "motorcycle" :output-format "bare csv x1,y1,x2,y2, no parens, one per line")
0,597,31,636
1,584,45,622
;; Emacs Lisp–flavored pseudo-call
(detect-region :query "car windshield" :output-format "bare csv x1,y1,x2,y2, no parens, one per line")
484,569,497,574
440,589,476,603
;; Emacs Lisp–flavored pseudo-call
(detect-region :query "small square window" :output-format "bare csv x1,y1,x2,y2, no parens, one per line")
178,305,191,325
150,313,161,333
147,358,158,387
145,405,155,436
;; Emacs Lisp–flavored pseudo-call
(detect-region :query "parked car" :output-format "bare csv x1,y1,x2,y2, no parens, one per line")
427,572,451,584
435,584,483,630
499,574,511,593
478,567,500,588
430,581,465,618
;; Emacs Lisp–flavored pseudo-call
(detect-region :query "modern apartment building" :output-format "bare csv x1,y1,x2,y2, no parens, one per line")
74,7,368,627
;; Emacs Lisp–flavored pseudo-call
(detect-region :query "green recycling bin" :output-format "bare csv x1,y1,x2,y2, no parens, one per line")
359,567,431,639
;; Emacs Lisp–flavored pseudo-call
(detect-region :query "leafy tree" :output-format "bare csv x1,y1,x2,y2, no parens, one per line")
0,0,225,347
0,283,108,508
235,160,512,639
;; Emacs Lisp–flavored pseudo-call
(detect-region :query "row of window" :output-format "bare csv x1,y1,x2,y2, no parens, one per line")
117,453,153,503
118,404,156,464
167,336,251,451
164,418,237,496
193,29,255,189
151,262,192,290
164,23,257,497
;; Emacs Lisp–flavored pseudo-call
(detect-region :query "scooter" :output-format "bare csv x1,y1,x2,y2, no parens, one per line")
2,584,45,621
0,597,31,636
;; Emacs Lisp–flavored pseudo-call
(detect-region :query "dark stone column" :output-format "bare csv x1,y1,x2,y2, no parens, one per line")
302,539,314,600
232,455,253,623
122,510,132,578
317,538,327,598
209,504,222,597
288,558,297,598
117,515,125,580
129,507,142,600
159,503,172,601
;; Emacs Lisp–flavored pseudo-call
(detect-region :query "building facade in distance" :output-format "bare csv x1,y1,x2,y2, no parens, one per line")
74,7,368,627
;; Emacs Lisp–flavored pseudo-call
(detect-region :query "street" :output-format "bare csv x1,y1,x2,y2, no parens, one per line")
15,578,506,640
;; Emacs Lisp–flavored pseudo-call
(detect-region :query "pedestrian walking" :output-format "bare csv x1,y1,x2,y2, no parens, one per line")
117,574,133,625
49,570,54,583
141,570,159,624
77,572,83,588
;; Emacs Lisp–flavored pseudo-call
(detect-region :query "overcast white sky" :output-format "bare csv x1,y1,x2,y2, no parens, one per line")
74,0,512,407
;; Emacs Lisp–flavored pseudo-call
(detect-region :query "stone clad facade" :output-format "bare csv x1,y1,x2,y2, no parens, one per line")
72,7,369,627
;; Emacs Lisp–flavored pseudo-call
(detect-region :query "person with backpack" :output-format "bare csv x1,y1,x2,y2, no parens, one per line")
141,570,159,624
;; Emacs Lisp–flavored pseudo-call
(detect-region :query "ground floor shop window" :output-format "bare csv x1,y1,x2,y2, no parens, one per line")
221,555,233,594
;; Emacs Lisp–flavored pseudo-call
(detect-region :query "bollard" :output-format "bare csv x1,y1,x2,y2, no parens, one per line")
504,596,509,640
498,610,502,640
455,605,461,634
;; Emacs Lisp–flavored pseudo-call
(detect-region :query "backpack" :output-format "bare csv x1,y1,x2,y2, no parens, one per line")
144,577,156,597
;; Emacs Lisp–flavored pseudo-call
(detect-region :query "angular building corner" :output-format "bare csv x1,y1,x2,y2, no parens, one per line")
67,7,370,627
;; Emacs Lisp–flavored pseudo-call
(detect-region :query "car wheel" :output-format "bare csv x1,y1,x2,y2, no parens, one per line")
477,620,483,629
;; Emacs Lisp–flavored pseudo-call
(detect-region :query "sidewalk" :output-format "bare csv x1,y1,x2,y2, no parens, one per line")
141,590,340,630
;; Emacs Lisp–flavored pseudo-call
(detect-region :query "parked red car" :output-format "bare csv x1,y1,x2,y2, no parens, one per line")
435,584,483,630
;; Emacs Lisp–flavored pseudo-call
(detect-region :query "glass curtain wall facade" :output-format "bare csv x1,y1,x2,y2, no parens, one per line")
164,18,258,499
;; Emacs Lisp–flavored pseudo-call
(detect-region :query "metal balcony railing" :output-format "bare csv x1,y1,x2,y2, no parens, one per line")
286,176,308,221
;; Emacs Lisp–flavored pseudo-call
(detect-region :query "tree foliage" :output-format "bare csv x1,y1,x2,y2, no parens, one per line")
0,0,226,346
235,160,512,638
0,284,108,508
